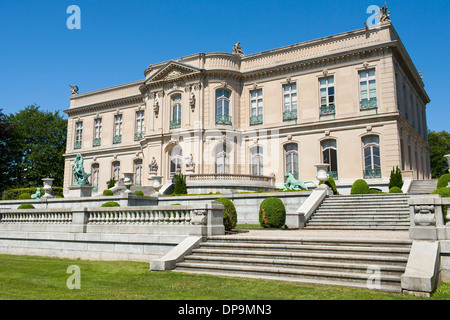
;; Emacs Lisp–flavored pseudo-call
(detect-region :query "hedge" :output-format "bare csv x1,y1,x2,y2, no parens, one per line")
437,174,450,189
319,176,339,195
2,187,63,200
101,201,120,207
103,189,114,196
134,190,144,196
259,197,286,228
214,198,237,231
17,203,35,209
350,179,370,195
389,187,403,194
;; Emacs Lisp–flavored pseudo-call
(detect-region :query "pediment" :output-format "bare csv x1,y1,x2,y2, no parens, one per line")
146,61,202,84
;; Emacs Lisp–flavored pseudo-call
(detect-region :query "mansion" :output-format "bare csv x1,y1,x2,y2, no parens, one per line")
63,18,431,195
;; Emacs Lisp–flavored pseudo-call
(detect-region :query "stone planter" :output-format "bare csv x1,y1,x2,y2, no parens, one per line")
42,178,55,198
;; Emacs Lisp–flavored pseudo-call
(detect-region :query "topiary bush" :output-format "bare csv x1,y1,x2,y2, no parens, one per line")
103,189,114,196
101,201,120,207
134,190,144,196
350,179,370,195
388,166,403,190
19,193,31,200
173,173,187,195
320,176,339,195
259,197,286,229
437,173,450,189
214,198,237,231
18,203,35,209
389,187,403,194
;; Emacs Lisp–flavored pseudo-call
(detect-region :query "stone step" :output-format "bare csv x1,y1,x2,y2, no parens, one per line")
304,225,409,231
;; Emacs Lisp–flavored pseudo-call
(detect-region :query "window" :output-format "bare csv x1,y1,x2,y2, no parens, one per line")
74,121,82,149
114,115,122,144
93,118,102,146
112,161,120,181
135,111,145,140
359,69,377,110
216,143,230,174
250,89,263,125
250,146,264,176
362,136,381,178
283,84,297,121
91,164,99,192
216,89,232,125
284,143,299,179
169,146,182,177
321,140,338,180
134,159,143,187
170,95,181,129
319,77,335,115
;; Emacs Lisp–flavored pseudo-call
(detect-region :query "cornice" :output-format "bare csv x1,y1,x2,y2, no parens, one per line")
64,95,144,116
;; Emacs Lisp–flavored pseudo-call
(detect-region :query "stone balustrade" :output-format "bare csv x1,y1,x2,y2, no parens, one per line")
185,173,274,183
0,209,73,224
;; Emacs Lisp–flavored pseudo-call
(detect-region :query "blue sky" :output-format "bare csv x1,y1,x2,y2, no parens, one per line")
0,0,448,132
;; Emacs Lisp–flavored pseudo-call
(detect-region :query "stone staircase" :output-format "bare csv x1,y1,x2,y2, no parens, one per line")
305,194,410,230
174,236,412,292
408,179,438,195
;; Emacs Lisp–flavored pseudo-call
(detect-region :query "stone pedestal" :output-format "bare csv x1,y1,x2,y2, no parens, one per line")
68,185,93,198
42,178,55,199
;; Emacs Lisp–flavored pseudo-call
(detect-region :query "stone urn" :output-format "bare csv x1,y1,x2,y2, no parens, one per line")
42,178,55,198
123,173,134,193
445,155,450,174
315,164,330,190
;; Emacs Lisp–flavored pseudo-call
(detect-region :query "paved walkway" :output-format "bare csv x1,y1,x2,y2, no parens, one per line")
232,229,410,239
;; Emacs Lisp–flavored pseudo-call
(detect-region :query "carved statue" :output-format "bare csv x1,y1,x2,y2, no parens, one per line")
73,153,91,186
377,3,390,23
282,173,315,191
232,41,245,56
31,188,42,199
149,157,158,172
69,84,79,95
189,92,196,110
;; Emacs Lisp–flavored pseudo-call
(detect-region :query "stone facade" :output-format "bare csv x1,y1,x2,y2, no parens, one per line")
63,21,430,195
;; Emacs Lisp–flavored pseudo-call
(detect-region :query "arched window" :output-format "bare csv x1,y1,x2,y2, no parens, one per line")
321,139,338,180
112,161,120,181
134,159,143,187
169,146,182,177
362,136,381,178
170,94,182,129
216,143,230,174
216,89,232,125
91,163,99,192
250,146,264,176
284,143,299,179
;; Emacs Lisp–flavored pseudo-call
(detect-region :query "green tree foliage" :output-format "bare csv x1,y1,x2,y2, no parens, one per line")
6,105,67,189
173,173,187,195
428,131,450,179
388,166,403,189
0,109,16,192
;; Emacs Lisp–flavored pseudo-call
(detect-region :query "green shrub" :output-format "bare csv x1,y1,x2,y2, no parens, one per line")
134,190,144,196
103,189,114,196
101,201,120,207
214,198,237,231
389,187,403,194
431,187,450,216
350,179,370,195
18,203,35,209
437,174,450,189
369,189,384,194
2,187,63,200
19,193,31,200
259,197,286,229
173,173,187,195
319,176,339,195
107,178,116,189
388,166,403,189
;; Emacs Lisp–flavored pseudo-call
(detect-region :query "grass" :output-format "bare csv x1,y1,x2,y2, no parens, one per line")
0,254,449,300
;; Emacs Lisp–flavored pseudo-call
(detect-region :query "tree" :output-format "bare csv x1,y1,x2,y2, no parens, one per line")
0,109,16,191
6,105,67,188
388,166,403,189
428,131,450,179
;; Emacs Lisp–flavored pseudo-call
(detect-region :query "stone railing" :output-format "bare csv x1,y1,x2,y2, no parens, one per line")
0,203,225,237
408,195,450,240
185,173,274,183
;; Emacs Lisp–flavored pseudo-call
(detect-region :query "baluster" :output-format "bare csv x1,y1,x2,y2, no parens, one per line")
157,211,163,224
175,211,180,224
148,211,154,224
163,211,169,224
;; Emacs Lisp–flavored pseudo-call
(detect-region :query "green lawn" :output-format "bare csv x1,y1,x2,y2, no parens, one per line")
0,254,449,300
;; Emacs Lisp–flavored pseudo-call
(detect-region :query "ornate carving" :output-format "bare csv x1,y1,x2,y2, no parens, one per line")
73,154,91,186
414,205,436,226
377,3,391,23
149,157,158,172
185,153,195,172
191,209,207,225
232,41,245,56
189,92,196,111
69,84,79,95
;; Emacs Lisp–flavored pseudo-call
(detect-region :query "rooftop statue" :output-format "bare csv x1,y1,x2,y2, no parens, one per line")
232,41,245,56
282,173,315,191
73,153,91,186
377,3,391,23
69,84,79,95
